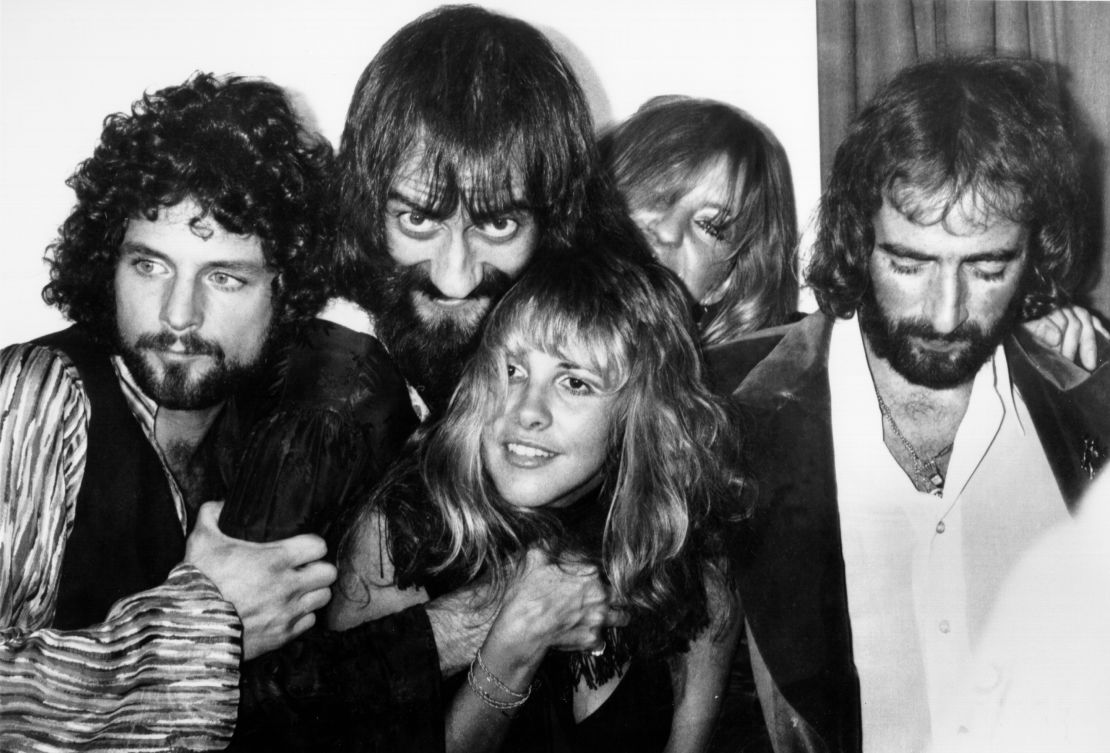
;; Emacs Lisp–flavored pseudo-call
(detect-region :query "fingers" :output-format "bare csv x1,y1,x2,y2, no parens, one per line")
547,603,628,652
300,586,333,615
1023,305,1106,371
244,610,319,661
551,626,607,653
1071,306,1099,371
1028,310,1065,349
289,611,317,639
293,562,338,604
604,606,631,629
1059,306,1082,365
522,547,549,571
275,533,329,568
194,500,225,528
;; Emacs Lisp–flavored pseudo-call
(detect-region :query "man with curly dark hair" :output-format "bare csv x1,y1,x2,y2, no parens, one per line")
708,56,1110,753
0,72,339,751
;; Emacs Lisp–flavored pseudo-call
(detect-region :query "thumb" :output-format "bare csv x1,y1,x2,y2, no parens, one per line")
194,501,225,531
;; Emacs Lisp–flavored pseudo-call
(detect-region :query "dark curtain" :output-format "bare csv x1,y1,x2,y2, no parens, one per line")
817,0,1110,316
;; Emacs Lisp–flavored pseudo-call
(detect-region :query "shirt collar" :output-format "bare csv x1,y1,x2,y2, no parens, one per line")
832,316,1023,433
110,354,189,531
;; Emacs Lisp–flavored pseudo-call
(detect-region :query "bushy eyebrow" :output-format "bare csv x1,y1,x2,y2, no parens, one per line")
877,242,1024,264
118,241,269,274
468,203,533,224
386,189,532,223
386,190,449,221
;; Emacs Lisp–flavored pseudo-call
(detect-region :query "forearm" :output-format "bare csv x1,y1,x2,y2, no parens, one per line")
0,564,241,752
444,677,524,753
665,583,745,753
426,583,498,676
444,632,544,753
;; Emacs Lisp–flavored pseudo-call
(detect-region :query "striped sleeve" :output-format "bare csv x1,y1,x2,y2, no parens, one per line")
0,565,242,752
0,342,87,628
0,344,242,751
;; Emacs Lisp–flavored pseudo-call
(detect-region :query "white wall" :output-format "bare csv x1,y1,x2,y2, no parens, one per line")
0,0,820,346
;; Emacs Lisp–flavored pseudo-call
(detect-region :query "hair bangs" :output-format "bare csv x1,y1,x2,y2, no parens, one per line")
487,288,632,395
612,118,747,249
885,171,1030,230
397,98,565,220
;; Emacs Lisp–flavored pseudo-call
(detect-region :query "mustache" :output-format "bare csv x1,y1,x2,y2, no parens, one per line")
894,319,987,343
134,331,224,359
396,264,513,302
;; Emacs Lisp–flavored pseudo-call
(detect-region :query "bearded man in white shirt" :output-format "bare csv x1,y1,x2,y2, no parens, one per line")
709,55,1110,753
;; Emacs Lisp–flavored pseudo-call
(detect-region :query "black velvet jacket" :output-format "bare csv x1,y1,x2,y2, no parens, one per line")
705,312,1110,753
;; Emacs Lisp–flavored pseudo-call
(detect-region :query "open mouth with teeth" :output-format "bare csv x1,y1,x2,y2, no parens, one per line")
507,442,554,458
504,441,557,467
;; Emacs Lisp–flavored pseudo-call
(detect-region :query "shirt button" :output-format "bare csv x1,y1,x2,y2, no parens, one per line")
972,663,1003,691
936,521,946,534
939,620,951,634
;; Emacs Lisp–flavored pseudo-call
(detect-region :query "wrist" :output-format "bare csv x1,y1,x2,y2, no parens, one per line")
466,646,534,717
479,614,548,685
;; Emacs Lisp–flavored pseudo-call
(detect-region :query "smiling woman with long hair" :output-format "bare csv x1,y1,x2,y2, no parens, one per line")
331,233,745,753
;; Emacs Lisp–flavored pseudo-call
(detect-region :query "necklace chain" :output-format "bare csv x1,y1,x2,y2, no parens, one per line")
874,388,952,497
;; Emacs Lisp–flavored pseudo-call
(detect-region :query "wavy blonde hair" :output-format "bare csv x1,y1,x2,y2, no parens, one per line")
417,237,744,624
601,96,799,346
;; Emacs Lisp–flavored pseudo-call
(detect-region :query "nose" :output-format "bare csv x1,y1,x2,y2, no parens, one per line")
429,228,482,299
640,210,689,274
512,381,552,431
646,209,683,251
925,267,968,335
160,275,202,332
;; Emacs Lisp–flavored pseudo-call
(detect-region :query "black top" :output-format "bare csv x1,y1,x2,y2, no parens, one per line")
218,319,418,543
382,473,717,753
33,327,220,629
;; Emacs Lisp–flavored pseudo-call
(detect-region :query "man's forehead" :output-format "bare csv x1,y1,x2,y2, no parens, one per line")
391,148,528,207
122,199,269,267
884,181,1027,236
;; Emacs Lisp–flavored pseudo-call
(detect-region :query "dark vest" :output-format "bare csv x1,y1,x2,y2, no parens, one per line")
34,327,219,629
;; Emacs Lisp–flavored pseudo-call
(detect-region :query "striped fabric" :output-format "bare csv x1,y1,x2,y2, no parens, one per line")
0,343,241,751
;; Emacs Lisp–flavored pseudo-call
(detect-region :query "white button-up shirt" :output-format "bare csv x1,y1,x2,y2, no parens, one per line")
828,315,1068,753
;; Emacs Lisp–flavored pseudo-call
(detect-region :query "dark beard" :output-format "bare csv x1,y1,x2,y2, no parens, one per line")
366,264,512,415
117,329,272,410
858,286,1018,389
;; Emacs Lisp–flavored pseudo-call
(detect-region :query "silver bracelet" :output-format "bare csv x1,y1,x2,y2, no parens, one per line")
475,648,530,699
467,649,532,711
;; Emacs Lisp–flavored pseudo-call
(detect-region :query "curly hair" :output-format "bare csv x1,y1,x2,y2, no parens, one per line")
333,5,606,302
808,56,1086,320
601,96,799,346
406,234,744,633
42,72,335,345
